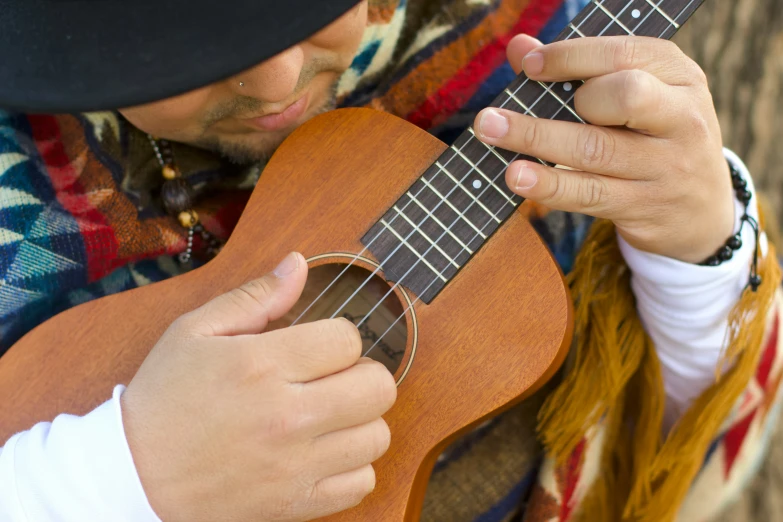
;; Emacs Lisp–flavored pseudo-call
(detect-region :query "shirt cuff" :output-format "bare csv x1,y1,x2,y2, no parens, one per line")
0,385,161,522
616,148,765,424
617,149,762,296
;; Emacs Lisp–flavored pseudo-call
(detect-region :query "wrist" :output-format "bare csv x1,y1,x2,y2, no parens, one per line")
699,159,754,266
677,157,736,264
618,153,740,264
618,149,763,284
698,153,764,290
121,385,181,522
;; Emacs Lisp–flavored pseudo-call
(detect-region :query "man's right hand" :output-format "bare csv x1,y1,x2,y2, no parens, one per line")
121,252,397,522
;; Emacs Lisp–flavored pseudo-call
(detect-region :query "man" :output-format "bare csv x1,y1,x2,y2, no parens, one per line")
0,0,780,521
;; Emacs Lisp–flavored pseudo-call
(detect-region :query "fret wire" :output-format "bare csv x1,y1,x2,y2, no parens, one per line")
338,0,621,316
644,0,680,28
435,161,502,224
548,81,587,120
634,0,674,36
656,0,700,38
356,72,530,300
328,108,494,320
564,0,605,40
354,82,524,299
593,0,635,35
365,58,534,273
597,0,636,36
421,177,488,238
362,0,693,307
379,218,448,282
406,191,475,254
361,143,522,322
512,81,550,119
504,88,539,118
359,0,701,314
569,22,587,37
321,108,505,322
366,45,552,278
449,145,516,205
504,78,578,154
670,0,700,24
391,206,461,269
468,128,511,167
549,93,576,121
500,88,551,167
537,82,585,123
674,0,700,21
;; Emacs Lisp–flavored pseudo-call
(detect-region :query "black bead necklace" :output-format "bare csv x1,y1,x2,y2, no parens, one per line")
147,135,223,263
700,159,762,292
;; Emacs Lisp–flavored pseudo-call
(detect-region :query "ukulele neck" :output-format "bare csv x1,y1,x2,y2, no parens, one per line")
362,0,705,304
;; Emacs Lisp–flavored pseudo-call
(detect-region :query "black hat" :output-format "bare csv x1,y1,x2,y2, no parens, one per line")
0,0,361,113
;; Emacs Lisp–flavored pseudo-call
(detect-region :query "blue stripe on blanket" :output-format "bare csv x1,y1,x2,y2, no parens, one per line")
539,0,591,42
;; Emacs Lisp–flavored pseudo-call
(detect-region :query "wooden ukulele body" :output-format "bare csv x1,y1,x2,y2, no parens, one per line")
0,108,572,521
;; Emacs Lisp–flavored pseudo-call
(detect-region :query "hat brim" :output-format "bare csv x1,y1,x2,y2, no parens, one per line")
0,0,361,113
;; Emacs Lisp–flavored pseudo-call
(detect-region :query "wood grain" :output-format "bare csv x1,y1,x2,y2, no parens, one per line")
0,108,572,521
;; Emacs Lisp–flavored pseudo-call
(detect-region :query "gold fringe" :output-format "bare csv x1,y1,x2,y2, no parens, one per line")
537,218,781,522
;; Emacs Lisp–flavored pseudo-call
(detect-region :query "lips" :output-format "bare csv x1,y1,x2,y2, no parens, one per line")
243,95,310,131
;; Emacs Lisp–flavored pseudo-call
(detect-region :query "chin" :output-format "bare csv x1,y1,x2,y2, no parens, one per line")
202,87,338,164
192,130,288,164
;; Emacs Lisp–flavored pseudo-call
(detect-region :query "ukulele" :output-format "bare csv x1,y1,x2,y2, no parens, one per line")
0,0,704,519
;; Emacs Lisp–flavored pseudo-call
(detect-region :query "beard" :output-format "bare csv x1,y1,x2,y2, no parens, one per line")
193,81,339,165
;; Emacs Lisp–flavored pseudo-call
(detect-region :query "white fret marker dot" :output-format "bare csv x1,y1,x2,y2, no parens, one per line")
472,180,482,189
563,82,573,92
632,9,641,18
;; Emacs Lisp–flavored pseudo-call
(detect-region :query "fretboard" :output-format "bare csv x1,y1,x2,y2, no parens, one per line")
362,0,706,303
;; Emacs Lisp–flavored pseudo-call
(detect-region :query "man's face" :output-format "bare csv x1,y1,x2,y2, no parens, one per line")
120,2,368,163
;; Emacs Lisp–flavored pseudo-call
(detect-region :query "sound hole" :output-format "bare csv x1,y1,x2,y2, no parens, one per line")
274,262,409,375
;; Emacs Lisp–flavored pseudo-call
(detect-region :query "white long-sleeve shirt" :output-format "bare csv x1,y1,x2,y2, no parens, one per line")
0,149,763,521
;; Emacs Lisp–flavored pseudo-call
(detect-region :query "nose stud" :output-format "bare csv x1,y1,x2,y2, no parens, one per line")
239,81,245,87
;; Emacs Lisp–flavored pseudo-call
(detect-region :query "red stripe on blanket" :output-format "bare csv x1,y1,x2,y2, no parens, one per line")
722,409,756,479
756,314,779,389
723,312,780,478
26,114,119,281
406,0,564,129
560,438,585,521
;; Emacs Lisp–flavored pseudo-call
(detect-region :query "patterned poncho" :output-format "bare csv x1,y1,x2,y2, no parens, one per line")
1,1,782,521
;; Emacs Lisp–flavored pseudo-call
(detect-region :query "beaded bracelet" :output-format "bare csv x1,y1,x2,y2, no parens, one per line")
699,159,762,292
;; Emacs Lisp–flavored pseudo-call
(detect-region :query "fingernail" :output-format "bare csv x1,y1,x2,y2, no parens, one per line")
522,51,544,76
510,163,538,190
273,252,299,278
479,109,509,139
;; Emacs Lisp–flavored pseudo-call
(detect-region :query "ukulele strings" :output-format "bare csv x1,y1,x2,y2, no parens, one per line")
347,0,649,331
357,0,696,358
292,0,688,357
288,118,493,327
296,0,648,333
288,0,610,327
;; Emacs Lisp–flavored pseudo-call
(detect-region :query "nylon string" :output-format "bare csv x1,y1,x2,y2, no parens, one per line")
298,0,646,335
285,0,686,361
360,0,693,358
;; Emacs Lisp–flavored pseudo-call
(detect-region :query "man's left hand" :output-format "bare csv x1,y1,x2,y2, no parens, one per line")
475,35,734,264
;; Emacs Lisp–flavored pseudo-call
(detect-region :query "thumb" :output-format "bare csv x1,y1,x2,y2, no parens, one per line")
183,252,308,337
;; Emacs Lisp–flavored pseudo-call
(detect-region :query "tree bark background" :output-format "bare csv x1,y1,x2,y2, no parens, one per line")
673,1,783,520
675,0,783,221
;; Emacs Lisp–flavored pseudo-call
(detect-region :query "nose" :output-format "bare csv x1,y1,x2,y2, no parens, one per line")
228,45,305,103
